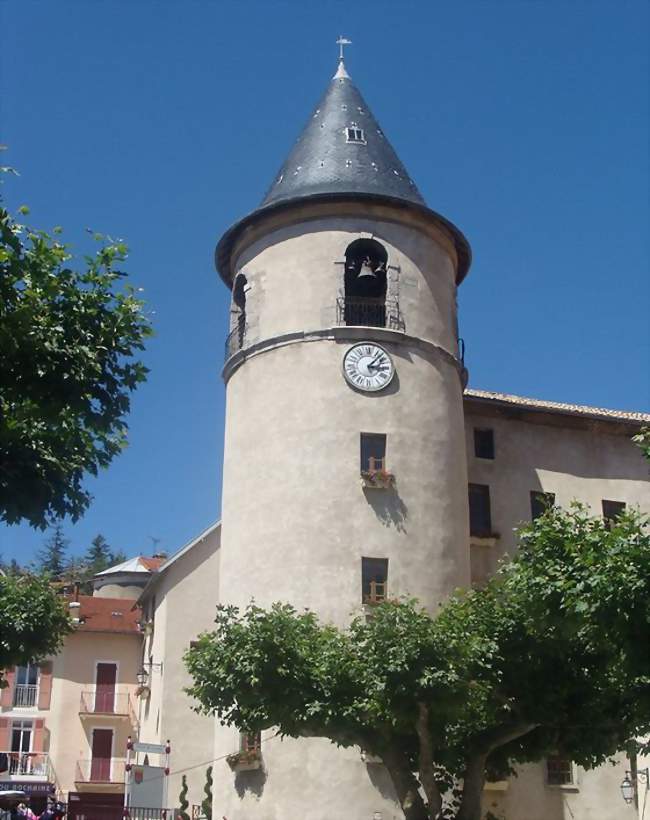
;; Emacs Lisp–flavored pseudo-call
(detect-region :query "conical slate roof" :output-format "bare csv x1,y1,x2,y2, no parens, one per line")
216,61,471,283
260,61,425,208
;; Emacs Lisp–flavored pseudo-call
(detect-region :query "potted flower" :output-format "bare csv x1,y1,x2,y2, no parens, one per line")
361,468,395,489
226,747,262,772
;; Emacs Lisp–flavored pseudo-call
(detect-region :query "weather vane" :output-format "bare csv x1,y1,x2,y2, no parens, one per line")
336,35,352,61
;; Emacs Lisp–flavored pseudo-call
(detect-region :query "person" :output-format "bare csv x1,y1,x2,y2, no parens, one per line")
16,802,37,819
39,800,66,819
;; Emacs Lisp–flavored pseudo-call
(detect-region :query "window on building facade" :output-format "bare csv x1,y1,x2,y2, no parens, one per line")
468,484,492,537
11,720,32,754
13,664,39,708
473,428,495,459
360,433,387,472
546,755,574,786
362,557,388,604
240,731,261,753
602,499,626,529
530,491,556,521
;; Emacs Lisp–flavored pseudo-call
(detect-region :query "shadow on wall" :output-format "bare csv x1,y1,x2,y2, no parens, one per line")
234,765,267,799
363,487,408,533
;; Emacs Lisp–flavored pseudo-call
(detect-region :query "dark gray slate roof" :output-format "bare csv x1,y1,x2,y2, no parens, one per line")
215,62,471,284
260,62,425,208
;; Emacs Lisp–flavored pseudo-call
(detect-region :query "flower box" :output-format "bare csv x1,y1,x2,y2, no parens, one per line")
361,470,395,489
226,749,262,772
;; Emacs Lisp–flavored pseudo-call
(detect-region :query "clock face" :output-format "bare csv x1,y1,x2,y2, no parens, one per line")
343,343,395,392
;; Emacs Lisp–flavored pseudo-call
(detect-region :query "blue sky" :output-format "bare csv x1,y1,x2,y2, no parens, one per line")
1,0,648,565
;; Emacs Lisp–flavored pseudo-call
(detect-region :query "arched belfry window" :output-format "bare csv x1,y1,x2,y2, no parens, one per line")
226,273,247,360
343,239,388,327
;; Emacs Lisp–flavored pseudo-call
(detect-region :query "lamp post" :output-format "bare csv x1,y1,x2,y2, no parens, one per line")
620,767,649,806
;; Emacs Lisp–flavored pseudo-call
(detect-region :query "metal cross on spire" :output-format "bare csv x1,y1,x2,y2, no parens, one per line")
336,35,352,61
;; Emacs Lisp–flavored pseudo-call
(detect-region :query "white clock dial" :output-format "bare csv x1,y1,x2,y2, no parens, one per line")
343,343,395,392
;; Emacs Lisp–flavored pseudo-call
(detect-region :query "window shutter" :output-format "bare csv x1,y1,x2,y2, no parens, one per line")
0,669,15,708
38,662,53,709
32,719,46,752
0,717,10,751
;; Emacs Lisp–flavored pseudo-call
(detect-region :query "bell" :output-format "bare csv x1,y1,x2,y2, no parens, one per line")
357,258,376,278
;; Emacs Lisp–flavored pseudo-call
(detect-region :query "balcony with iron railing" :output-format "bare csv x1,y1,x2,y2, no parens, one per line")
0,752,52,781
12,685,38,708
79,691,138,727
224,319,246,362
75,757,125,786
336,297,404,331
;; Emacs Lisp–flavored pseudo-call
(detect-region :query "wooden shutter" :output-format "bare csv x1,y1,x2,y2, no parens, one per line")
0,669,15,708
37,662,53,709
0,717,10,751
32,719,46,752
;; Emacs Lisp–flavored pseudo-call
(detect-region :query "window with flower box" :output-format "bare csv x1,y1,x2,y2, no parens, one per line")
362,558,388,605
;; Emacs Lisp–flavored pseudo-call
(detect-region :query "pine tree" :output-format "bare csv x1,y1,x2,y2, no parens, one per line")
8,558,22,576
178,774,190,820
37,524,68,578
109,548,127,565
85,534,113,576
201,766,213,820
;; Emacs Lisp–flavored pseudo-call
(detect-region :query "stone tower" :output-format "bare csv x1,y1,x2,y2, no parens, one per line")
214,53,472,819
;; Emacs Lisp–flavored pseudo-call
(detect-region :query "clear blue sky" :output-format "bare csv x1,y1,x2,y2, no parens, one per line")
1,0,648,565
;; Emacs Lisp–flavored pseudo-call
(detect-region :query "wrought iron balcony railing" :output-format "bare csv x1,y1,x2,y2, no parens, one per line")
79,691,137,726
12,684,38,708
75,757,125,784
224,320,246,362
336,297,404,331
0,751,51,779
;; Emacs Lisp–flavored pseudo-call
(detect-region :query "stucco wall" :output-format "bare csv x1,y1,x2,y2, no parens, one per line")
216,213,469,820
137,526,221,810
48,631,140,796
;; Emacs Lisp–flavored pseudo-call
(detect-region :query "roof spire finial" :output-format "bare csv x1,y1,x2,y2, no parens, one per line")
334,36,352,79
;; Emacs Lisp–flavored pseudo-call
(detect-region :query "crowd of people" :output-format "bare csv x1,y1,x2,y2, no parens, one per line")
11,799,65,819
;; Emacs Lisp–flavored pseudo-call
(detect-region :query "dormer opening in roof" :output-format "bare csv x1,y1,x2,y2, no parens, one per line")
346,123,366,144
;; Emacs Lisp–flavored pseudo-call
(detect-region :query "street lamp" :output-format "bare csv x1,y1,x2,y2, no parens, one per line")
620,767,649,805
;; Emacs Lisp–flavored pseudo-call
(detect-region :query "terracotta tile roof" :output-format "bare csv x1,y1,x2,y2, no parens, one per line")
464,388,650,425
66,594,141,634
139,556,165,571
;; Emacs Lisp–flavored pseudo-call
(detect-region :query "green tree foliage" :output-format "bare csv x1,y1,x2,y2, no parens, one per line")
0,573,72,683
177,774,190,820
37,524,68,578
633,426,650,461
0,201,152,529
185,506,650,820
201,765,213,820
84,534,114,576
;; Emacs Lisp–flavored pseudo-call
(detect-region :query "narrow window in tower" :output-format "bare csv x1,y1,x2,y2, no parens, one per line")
346,125,366,144
360,433,387,473
474,428,495,459
341,239,389,328
240,731,262,754
602,499,626,529
362,558,388,605
546,756,574,786
530,491,555,521
468,483,492,537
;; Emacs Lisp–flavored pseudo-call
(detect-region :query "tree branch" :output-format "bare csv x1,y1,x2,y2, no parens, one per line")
415,702,443,817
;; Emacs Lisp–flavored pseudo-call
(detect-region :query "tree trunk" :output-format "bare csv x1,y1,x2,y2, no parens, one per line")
382,748,431,820
456,753,487,820
415,702,443,817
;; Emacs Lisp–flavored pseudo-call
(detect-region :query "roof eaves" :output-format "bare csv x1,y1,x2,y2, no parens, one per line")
136,521,221,607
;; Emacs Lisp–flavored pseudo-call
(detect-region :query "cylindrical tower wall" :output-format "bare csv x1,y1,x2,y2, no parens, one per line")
213,208,470,819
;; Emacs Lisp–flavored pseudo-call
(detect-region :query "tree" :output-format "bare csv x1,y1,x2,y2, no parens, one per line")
85,533,118,577
0,198,152,529
0,573,72,684
633,426,650,460
37,524,68,578
177,774,190,820
185,506,650,820
201,765,213,820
